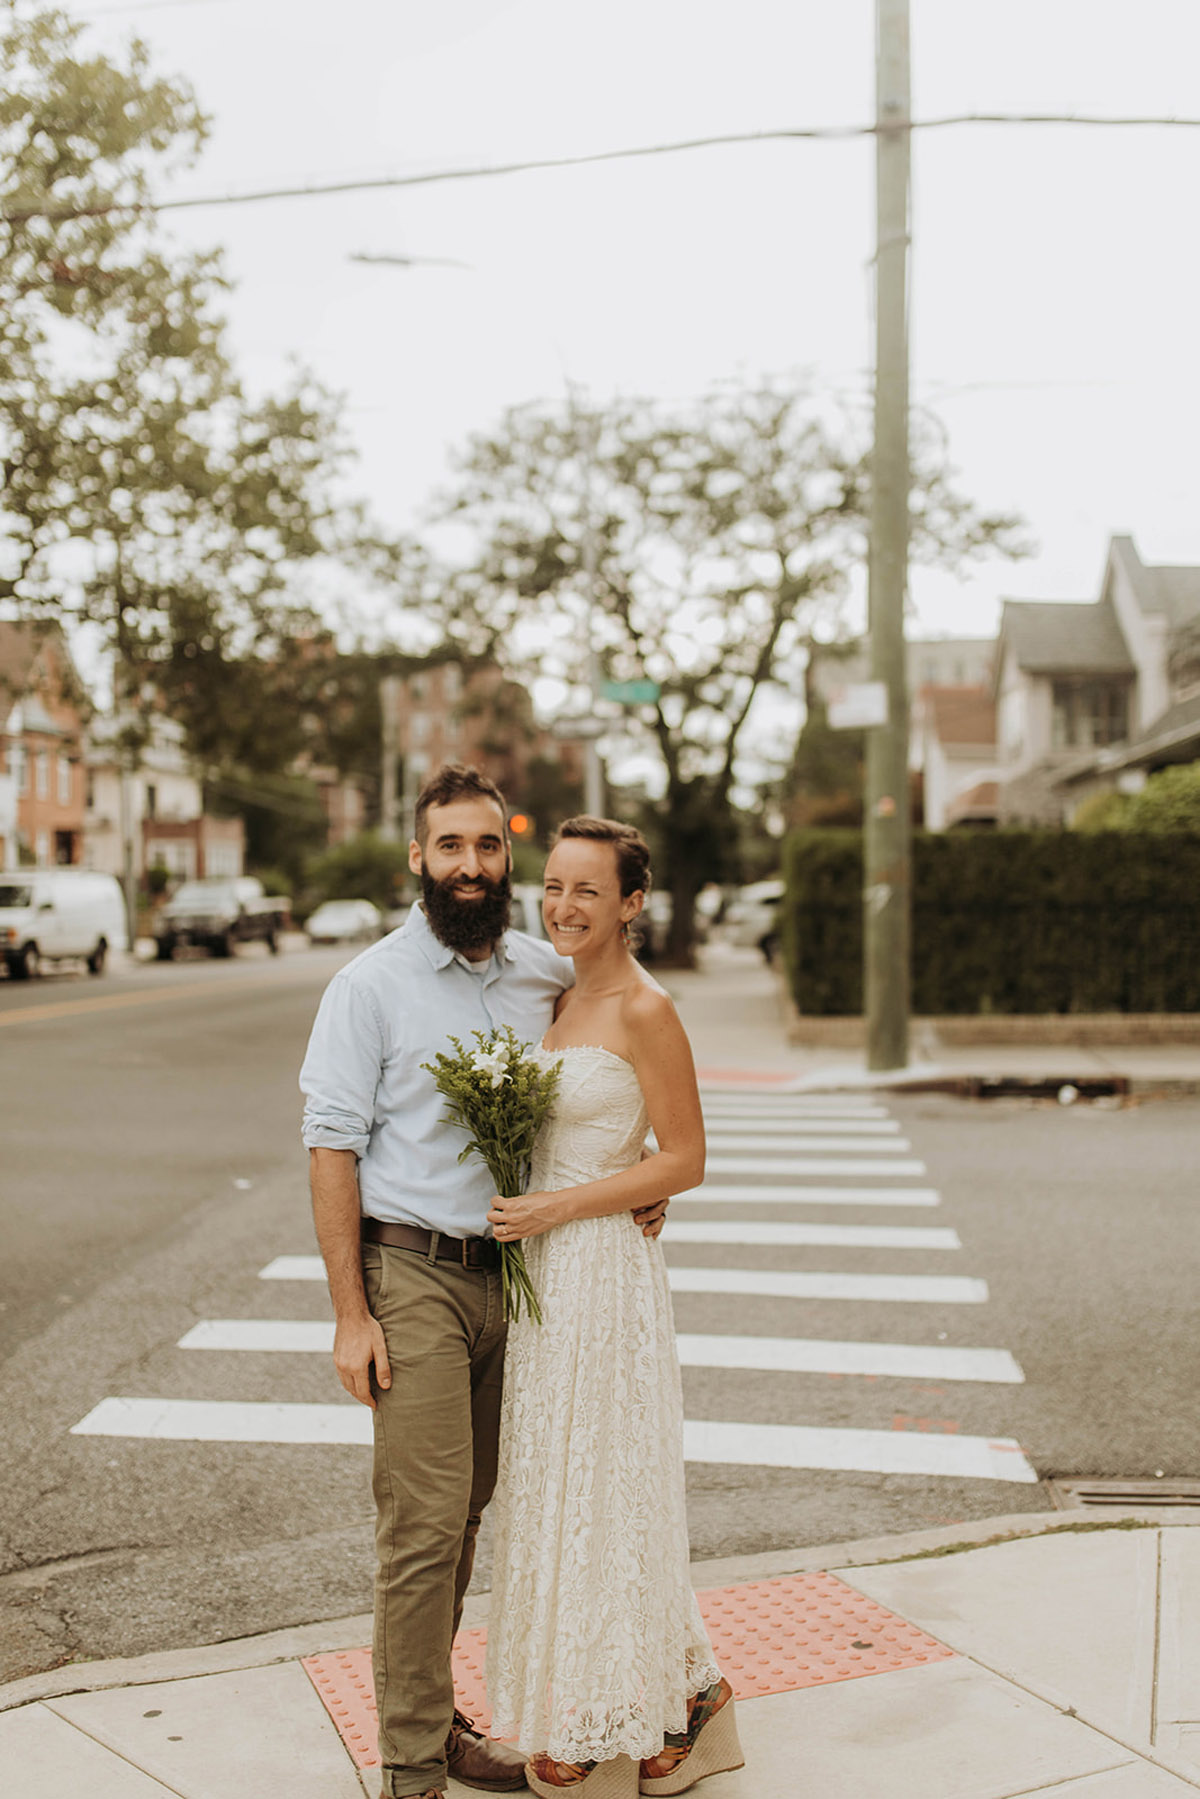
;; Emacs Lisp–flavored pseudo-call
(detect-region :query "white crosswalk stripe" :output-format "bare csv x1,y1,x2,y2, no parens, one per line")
674,1334,1024,1384
180,1320,334,1353
705,1134,912,1153
72,1397,371,1446
175,1320,1023,1385
697,1117,903,1136
70,1084,1035,1487
680,1184,940,1206
668,1267,988,1303
706,1155,927,1176
67,1395,1034,1482
699,1091,883,1112
682,1420,1036,1483
663,1221,961,1249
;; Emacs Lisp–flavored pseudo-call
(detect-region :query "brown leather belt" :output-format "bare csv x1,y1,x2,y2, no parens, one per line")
361,1217,500,1270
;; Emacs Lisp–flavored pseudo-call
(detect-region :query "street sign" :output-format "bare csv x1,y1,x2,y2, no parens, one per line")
828,682,888,730
602,679,660,705
551,715,607,740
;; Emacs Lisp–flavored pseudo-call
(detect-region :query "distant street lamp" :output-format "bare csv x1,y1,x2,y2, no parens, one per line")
348,252,472,269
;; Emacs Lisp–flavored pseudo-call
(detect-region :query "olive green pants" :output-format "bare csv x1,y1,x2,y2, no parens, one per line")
362,1242,507,1797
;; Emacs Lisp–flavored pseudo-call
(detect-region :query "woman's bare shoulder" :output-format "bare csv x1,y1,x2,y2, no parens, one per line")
621,971,681,1036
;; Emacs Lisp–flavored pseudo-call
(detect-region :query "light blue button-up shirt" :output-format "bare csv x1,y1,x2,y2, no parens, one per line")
300,904,572,1236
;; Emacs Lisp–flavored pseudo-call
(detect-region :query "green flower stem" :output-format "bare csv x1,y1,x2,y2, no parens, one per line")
421,1026,560,1326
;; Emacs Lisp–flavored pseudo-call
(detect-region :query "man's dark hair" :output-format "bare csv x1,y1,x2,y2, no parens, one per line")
413,763,509,847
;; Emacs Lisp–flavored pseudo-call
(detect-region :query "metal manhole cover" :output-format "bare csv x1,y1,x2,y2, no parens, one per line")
1048,1478,1200,1510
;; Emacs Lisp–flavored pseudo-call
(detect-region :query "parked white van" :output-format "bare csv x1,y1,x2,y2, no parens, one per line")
0,869,129,980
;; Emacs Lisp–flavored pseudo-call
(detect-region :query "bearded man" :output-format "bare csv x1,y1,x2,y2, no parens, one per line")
300,763,574,1798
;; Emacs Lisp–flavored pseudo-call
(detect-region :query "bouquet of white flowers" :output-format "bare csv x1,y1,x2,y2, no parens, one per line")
422,1026,560,1323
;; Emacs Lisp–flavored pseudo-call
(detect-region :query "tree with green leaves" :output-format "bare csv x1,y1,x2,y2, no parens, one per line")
435,385,1026,962
0,3,392,783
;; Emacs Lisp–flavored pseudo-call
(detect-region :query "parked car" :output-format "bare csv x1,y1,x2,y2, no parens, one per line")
305,898,383,945
0,868,128,980
722,878,785,962
154,876,290,960
635,890,673,961
510,883,548,940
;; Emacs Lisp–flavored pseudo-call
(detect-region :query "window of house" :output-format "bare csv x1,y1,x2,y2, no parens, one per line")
1051,680,1129,750
36,751,50,799
36,830,50,866
411,711,429,745
145,782,158,820
13,746,27,795
443,664,462,701
57,755,72,805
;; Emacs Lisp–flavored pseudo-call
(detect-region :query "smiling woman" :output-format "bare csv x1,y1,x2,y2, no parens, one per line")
483,815,741,1797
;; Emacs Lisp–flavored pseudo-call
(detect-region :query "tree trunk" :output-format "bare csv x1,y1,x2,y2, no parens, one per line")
663,866,702,968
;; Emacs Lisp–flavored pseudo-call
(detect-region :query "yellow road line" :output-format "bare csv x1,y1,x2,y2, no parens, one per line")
0,974,281,1028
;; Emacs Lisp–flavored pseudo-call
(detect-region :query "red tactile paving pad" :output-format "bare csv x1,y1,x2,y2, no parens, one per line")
696,1573,955,1694
303,1572,953,1770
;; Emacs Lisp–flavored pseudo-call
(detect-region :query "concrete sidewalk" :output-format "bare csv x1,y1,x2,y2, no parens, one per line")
668,946,1200,1094
5,1513,1200,1798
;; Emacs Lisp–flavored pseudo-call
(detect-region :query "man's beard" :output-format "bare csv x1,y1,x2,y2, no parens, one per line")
421,867,512,956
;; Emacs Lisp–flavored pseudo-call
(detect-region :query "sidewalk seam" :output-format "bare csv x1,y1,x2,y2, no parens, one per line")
994,1763,1153,1797
1151,1525,1166,1749
41,1699,191,1798
943,1644,1200,1793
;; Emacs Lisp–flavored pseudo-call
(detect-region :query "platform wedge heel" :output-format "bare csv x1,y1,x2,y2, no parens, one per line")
638,1680,744,1795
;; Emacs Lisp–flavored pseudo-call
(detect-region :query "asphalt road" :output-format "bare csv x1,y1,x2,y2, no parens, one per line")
1,945,1197,1682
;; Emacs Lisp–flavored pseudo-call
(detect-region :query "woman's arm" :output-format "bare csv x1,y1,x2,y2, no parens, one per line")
487,988,704,1240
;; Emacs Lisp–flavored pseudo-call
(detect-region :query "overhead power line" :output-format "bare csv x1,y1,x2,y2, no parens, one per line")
3,112,1200,226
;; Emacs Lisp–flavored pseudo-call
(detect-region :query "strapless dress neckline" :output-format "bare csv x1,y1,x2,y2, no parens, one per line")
539,1040,635,1070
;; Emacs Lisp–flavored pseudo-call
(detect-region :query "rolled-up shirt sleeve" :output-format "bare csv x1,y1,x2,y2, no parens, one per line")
300,971,385,1156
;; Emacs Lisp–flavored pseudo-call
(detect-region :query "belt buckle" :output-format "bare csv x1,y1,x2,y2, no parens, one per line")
460,1237,473,1268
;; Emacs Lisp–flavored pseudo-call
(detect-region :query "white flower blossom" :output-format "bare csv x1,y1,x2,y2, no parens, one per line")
470,1046,510,1088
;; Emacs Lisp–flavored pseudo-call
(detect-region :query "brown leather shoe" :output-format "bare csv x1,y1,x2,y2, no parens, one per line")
446,1709,529,1791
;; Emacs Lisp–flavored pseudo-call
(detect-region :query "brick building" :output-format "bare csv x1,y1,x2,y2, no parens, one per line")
0,622,89,871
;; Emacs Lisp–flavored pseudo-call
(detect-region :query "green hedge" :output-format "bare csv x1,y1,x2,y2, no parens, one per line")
782,829,1200,1014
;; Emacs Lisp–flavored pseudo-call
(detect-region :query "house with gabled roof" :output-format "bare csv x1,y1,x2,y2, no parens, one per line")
914,685,999,829
994,536,1200,824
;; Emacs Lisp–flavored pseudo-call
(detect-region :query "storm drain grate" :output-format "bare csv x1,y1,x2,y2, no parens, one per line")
960,1077,1129,1102
1048,1477,1200,1511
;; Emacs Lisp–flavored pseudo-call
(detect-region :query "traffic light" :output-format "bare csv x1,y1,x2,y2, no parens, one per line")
508,813,534,837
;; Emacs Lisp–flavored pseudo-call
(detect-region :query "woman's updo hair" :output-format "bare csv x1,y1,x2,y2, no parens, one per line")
552,816,651,898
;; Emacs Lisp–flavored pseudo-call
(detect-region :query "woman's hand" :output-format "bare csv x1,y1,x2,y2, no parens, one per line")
488,1190,566,1241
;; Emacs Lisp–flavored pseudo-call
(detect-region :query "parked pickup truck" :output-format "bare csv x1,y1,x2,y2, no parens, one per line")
154,876,290,961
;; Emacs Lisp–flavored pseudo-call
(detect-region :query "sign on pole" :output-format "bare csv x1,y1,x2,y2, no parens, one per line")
828,682,889,731
601,679,660,705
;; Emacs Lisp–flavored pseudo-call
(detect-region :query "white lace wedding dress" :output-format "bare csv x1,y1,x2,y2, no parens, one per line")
485,1045,722,1764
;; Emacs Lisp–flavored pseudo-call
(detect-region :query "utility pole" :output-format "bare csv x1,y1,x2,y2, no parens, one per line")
864,0,913,1070
571,391,605,817
379,672,401,841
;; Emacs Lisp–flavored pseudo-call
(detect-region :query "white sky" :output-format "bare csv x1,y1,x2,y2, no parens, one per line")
75,0,1200,654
